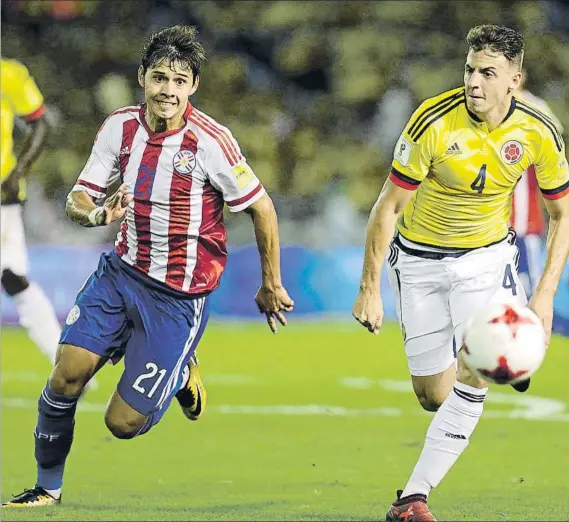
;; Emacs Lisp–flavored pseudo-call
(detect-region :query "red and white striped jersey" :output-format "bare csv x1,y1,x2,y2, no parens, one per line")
511,164,546,236
73,103,266,295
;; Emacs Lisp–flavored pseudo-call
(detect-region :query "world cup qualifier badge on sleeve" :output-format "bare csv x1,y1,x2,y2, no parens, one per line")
394,136,413,166
231,162,255,190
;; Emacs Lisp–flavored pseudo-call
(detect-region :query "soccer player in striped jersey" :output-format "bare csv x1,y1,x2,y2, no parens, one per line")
353,25,569,521
3,25,293,508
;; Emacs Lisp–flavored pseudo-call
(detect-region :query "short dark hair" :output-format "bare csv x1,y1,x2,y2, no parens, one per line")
466,25,524,68
141,25,206,81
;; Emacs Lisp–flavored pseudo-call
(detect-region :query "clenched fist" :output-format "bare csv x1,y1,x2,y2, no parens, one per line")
352,289,384,335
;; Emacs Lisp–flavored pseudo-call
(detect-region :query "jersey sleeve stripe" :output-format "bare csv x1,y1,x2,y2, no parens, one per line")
516,99,561,131
191,111,241,165
226,182,264,207
23,104,46,121
540,180,569,200
196,110,243,163
190,114,238,165
110,106,141,116
390,169,420,191
408,90,464,138
189,114,239,166
516,105,563,152
76,179,107,194
517,100,563,145
95,106,141,142
412,99,465,142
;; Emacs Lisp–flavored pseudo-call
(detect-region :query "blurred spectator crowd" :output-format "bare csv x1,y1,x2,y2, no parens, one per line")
2,0,569,245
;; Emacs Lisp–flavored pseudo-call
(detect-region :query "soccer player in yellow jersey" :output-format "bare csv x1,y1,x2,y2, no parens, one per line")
353,25,569,521
1,58,62,364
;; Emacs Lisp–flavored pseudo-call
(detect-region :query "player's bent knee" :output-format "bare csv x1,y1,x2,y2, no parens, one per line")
104,412,145,440
412,371,455,412
104,389,148,439
48,344,101,396
49,366,87,396
1,269,29,296
104,418,137,439
417,392,446,412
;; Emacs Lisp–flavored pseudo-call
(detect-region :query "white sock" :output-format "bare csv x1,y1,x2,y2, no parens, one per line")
401,381,487,498
13,282,61,365
43,487,61,500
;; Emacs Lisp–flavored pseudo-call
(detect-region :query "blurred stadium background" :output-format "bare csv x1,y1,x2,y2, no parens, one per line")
1,2,569,520
1,0,569,329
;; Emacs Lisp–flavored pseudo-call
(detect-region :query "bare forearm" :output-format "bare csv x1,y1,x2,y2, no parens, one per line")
248,196,282,290
537,214,569,294
359,195,400,293
65,190,102,227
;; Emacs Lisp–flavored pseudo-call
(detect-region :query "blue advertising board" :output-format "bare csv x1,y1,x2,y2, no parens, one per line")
1,244,568,337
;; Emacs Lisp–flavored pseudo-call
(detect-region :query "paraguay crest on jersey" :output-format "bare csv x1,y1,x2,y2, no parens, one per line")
173,150,196,174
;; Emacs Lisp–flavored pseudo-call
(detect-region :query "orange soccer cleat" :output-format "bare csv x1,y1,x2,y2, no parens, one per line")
386,490,437,522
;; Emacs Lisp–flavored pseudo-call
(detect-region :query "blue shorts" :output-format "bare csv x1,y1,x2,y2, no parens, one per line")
60,251,210,417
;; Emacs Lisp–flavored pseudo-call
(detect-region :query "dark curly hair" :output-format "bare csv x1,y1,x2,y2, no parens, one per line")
466,25,524,69
141,25,206,83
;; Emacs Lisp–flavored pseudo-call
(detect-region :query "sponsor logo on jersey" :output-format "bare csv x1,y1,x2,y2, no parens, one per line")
445,142,462,155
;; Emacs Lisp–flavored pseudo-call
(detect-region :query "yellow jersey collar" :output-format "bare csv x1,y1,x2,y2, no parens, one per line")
465,96,517,127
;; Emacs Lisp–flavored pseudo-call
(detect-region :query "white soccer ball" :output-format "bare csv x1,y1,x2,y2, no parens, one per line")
462,300,546,385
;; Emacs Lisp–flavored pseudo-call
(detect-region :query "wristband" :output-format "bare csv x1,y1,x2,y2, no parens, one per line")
88,207,105,226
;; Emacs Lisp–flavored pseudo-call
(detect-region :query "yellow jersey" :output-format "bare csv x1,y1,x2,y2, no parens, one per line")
390,87,569,249
1,58,46,204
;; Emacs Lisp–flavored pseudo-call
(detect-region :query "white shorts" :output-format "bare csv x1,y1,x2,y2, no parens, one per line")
387,233,527,377
1,204,29,277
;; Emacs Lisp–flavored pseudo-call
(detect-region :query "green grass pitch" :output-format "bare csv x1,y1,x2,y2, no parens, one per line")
1,322,568,520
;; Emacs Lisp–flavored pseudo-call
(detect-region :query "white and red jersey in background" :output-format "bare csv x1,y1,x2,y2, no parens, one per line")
511,164,546,236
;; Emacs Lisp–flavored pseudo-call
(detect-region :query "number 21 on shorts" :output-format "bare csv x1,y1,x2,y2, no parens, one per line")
133,363,167,399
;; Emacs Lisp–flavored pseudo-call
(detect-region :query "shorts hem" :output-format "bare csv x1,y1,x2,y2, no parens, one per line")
408,358,456,377
58,332,113,358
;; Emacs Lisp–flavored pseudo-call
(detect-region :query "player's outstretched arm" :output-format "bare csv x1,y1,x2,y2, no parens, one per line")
353,178,414,335
244,193,294,334
11,117,50,179
529,193,569,345
1,116,49,198
65,183,132,227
